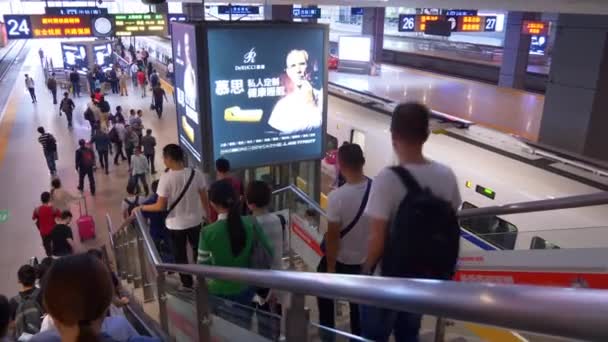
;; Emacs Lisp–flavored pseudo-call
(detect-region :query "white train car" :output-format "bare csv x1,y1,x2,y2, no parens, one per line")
325,95,608,251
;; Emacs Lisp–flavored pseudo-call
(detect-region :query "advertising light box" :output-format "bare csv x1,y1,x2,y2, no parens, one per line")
172,22,204,164
93,42,113,68
61,43,88,71
113,13,167,37
204,22,328,169
338,36,371,62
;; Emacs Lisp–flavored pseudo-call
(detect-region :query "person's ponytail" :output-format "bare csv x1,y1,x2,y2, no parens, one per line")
209,180,246,257
226,199,246,257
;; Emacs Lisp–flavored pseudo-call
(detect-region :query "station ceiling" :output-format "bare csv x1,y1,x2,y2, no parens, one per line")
164,0,608,15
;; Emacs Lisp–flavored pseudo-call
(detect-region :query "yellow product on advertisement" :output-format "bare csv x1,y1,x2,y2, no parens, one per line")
182,115,195,143
224,106,263,123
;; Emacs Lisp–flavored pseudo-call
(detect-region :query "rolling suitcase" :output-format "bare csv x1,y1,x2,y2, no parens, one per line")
77,196,96,242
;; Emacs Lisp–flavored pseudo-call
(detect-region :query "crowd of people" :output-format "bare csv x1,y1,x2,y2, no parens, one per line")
20,43,463,342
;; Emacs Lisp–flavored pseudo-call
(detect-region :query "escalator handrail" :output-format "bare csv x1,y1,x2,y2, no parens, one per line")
458,191,608,219
273,183,608,220
125,210,608,342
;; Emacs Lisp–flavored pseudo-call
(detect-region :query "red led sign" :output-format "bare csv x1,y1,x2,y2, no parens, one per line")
418,15,441,31
459,16,483,32
30,15,92,38
522,21,548,35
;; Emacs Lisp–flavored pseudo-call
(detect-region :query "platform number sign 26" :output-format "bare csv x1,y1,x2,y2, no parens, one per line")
398,14,416,32
3,15,33,39
484,16,497,32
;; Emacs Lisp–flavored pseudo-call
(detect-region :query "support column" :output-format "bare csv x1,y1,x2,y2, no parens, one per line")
498,12,536,89
361,7,385,63
539,14,608,161
154,2,168,15
183,3,205,21
264,5,293,21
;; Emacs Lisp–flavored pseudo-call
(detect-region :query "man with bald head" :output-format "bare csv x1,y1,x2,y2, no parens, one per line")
268,49,322,134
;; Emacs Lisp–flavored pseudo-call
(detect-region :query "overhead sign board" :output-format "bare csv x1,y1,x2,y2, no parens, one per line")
351,7,364,16
398,14,416,32
292,8,321,19
217,5,260,15
445,9,478,16
45,7,108,16
113,13,167,37
3,14,113,39
398,14,497,33
168,14,187,35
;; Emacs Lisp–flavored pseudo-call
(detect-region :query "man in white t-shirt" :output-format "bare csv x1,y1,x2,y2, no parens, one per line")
136,144,209,290
317,143,370,340
361,103,461,342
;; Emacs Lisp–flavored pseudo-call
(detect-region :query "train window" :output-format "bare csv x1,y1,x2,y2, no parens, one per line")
350,129,366,150
530,236,560,250
326,134,338,151
460,202,518,250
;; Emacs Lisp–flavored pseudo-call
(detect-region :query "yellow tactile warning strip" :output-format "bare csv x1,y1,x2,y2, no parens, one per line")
0,82,20,170
465,323,528,342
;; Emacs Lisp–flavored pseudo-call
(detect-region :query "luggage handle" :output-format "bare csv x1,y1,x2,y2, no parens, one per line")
79,196,88,216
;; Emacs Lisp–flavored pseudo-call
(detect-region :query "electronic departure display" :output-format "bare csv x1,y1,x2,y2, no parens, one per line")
398,14,497,33
205,23,328,169
29,15,92,38
172,22,204,164
217,5,260,15
292,8,321,19
522,21,548,35
3,14,114,39
113,13,167,36
45,7,108,16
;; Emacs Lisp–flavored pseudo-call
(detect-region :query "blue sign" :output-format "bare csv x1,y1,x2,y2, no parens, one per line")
445,9,478,16
168,14,187,35
292,8,321,19
3,15,33,39
45,7,108,16
217,5,260,15
398,14,416,32
530,35,547,55
351,7,364,16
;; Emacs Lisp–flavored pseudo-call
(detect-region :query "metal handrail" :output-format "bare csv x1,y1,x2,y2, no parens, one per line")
272,184,608,220
458,191,608,218
126,211,608,341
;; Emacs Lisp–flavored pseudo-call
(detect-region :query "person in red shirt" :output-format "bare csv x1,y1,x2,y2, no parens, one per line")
32,191,61,256
208,158,243,223
137,69,147,98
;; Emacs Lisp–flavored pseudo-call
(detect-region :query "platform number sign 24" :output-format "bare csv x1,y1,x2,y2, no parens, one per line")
3,15,33,39
398,14,416,32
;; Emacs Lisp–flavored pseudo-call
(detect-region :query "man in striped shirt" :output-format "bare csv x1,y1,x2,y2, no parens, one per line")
37,127,57,176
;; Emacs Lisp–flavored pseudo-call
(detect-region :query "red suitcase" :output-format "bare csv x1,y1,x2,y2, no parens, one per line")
77,197,96,242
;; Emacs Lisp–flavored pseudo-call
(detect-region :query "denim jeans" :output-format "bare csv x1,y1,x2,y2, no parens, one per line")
359,305,421,342
44,152,56,174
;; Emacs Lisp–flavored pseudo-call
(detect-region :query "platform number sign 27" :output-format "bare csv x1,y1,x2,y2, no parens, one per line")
398,14,416,32
484,16,497,32
3,15,33,39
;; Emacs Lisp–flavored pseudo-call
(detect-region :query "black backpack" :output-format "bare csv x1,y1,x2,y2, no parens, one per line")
108,127,120,143
124,196,139,216
380,167,460,280
14,288,43,337
46,135,57,153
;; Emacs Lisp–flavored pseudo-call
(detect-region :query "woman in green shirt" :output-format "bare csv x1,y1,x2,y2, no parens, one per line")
197,179,273,310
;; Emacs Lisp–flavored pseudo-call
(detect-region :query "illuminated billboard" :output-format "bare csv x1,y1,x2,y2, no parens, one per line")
204,22,328,169
172,22,204,164
61,43,88,71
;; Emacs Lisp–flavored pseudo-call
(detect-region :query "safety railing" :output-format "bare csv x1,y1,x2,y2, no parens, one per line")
106,187,608,341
